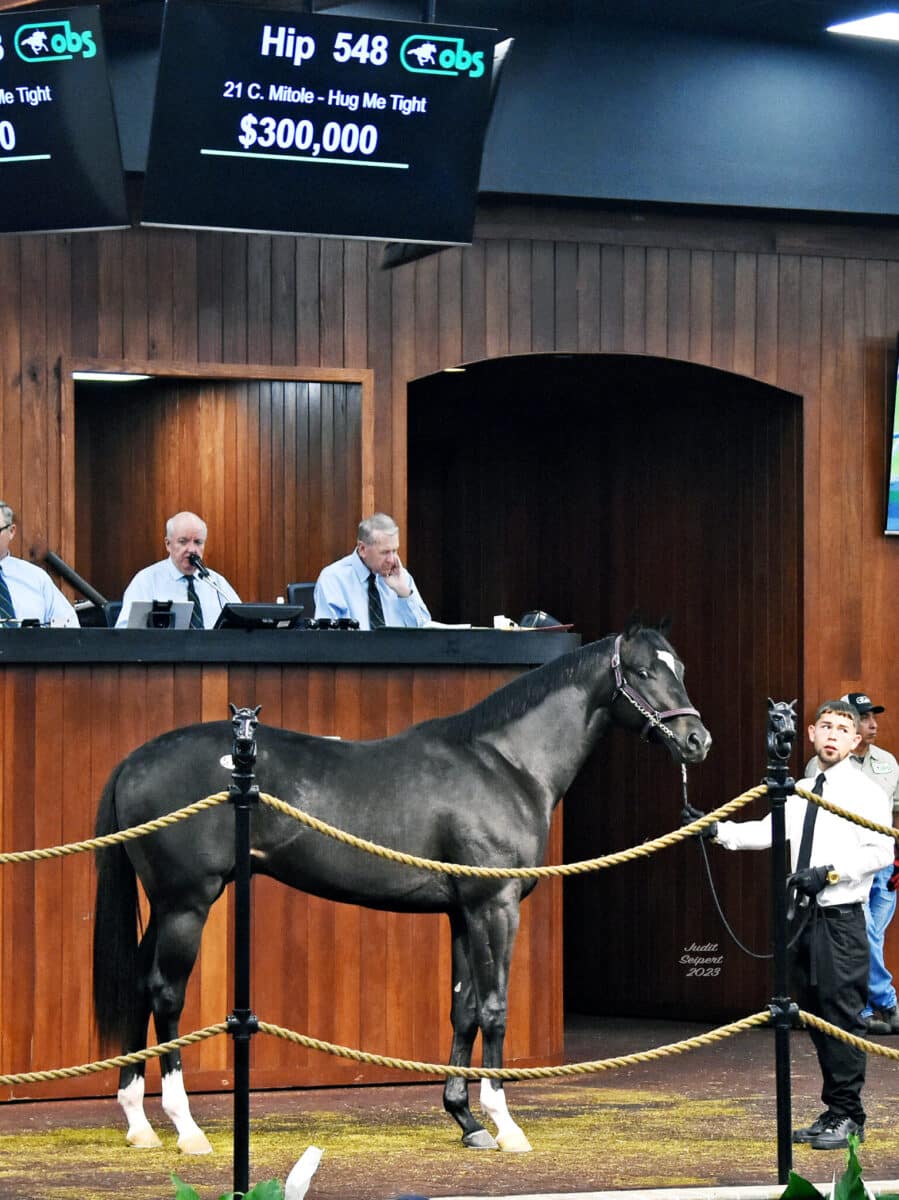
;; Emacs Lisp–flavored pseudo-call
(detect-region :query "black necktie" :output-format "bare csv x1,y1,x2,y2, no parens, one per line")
184,575,204,629
367,572,385,630
0,565,15,622
788,772,825,921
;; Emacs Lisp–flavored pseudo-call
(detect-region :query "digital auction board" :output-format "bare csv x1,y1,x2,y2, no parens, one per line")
0,6,127,234
142,1,497,244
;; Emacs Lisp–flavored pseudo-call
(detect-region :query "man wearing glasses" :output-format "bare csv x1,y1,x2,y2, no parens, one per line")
0,501,78,627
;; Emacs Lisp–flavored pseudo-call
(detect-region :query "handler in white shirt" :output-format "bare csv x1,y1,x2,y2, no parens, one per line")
713,700,892,1151
116,511,240,629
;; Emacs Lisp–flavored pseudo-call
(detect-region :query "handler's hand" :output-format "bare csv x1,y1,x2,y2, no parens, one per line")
787,865,832,897
382,554,412,598
681,802,717,840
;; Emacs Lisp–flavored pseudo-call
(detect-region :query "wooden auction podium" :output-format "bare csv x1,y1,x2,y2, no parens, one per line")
0,628,576,1101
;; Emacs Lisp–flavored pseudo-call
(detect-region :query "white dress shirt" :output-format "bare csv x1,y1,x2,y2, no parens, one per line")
715,755,893,906
314,550,431,629
115,558,240,629
0,553,79,627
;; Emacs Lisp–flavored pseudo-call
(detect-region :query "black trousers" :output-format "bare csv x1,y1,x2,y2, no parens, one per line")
789,902,869,1123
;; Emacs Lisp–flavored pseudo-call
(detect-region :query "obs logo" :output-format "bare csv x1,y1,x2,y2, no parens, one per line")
15,20,97,62
400,35,484,79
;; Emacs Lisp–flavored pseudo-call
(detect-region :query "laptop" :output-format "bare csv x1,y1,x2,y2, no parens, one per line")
126,600,194,630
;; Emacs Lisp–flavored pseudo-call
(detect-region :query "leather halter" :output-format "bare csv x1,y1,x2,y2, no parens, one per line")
610,633,701,741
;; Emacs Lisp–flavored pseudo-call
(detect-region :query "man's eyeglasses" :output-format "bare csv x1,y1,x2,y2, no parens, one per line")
0,524,12,534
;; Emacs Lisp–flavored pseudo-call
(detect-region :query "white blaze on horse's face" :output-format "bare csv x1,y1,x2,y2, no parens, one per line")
656,650,680,678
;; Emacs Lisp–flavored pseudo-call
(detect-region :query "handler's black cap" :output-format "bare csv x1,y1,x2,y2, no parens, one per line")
842,691,885,715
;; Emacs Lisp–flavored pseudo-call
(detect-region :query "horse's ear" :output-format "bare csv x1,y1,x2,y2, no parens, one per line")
656,615,672,637
624,609,643,639
229,702,238,716
253,705,262,717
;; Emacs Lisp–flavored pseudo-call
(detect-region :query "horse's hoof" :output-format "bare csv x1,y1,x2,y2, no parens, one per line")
497,1128,532,1153
462,1129,499,1150
126,1125,163,1149
177,1131,213,1155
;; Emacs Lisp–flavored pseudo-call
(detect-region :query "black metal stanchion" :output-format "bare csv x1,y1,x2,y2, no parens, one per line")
765,700,797,1183
228,705,261,1198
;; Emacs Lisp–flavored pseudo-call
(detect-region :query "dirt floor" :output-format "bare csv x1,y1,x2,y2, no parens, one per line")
1,1017,899,1200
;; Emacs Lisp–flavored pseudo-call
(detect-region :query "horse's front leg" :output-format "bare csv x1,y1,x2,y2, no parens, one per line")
468,887,532,1153
150,908,214,1155
443,912,498,1149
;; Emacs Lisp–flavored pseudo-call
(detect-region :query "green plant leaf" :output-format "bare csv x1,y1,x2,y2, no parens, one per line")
170,1173,203,1200
244,1182,284,1200
779,1169,827,1200
834,1133,866,1200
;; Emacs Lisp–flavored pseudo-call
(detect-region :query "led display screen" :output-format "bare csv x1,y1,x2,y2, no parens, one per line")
886,338,899,535
142,0,496,244
0,5,127,234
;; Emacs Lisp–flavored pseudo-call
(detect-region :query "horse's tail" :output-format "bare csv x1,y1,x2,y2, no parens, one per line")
92,761,141,1049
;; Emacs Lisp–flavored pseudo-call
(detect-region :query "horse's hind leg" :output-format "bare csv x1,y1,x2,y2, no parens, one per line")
442,913,498,1150
117,919,162,1148
149,906,216,1155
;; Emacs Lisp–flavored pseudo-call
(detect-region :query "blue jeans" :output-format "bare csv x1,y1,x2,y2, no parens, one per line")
862,864,897,1016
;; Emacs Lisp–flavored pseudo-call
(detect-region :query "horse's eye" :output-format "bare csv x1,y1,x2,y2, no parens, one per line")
637,668,650,679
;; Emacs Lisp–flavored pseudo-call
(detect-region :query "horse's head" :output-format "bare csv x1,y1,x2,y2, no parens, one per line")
229,703,262,752
611,622,711,764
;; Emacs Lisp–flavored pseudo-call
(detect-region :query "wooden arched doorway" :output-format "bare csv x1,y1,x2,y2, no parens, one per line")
407,352,803,1021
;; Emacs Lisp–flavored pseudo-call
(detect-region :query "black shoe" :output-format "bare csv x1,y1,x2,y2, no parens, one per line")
808,1114,865,1150
793,1111,831,1144
878,1005,899,1033
865,1010,892,1036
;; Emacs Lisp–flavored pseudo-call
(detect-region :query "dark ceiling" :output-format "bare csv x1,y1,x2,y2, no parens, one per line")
0,0,895,47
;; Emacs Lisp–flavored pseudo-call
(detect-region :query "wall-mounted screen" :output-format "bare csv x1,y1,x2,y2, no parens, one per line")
886,338,899,535
141,0,496,244
0,6,128,234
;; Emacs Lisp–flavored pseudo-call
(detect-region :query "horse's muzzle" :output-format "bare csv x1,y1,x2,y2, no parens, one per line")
665,717,712,763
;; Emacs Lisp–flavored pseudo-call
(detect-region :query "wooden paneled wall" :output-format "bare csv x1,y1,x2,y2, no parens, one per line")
74,373,364,603
1,197,898,1026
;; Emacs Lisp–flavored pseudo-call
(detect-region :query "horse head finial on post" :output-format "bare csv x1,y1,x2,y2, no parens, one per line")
766,698,797,765
229,703,261,766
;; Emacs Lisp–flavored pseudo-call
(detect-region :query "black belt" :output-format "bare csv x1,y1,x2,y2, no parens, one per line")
820,903,863,919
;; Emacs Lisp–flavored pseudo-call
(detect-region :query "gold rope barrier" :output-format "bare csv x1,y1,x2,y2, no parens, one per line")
256,786,765,879
0,1024,229,1087
0,792,230,865
798,1010,899,1060
7,1008,899,1089
4,780,893,878
255,1011,773,1078
794,785,899,840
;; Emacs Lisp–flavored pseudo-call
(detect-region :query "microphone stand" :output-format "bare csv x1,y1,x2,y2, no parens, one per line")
188,554,231,611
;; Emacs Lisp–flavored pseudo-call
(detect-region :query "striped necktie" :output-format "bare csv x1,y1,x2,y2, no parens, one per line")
183,575,204,629
367,572,385,630
0,564,16,622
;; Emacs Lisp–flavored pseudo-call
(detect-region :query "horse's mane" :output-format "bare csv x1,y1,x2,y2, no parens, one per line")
433,633,618,743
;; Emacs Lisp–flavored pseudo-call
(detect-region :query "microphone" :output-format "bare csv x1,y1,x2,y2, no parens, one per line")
188,552,210,579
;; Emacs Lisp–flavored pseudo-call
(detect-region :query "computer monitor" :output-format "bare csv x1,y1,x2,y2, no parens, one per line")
213,603,305,630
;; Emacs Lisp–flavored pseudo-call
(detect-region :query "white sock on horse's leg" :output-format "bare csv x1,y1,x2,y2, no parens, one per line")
478,1079,532,1152
118,1076,162,1148
161,1069,213,1154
